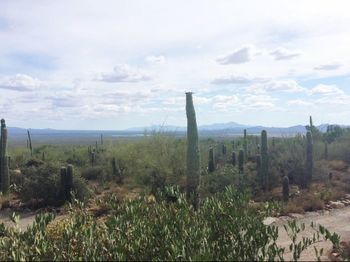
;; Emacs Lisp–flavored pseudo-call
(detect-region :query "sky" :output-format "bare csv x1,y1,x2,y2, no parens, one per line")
0,0,350,130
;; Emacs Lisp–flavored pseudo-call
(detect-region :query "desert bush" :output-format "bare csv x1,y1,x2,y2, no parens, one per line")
200,165,238,196
17,163,91,206
0,187,339,261
81,166,108,181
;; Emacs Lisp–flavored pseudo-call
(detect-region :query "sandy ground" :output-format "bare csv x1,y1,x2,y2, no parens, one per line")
271,207,350,261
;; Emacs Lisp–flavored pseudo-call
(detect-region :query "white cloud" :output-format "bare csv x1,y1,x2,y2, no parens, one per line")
243,94,277,109
308,84,344,95
216,45,260,64
95,64,152,83
0,74,41,91
145,55,166,64
212,74,270,85
246,80,306,93
269,47,301,60
287,99,312,106
314,62,342,70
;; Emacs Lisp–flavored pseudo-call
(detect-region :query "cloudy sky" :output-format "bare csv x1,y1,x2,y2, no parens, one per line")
0,0,350,130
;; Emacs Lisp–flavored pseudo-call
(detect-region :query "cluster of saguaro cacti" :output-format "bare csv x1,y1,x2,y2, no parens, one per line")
208,147,215,173
282,175,289,202
60,164,74,201
261,130,269,191
186,92,200,210
305,131,313,187
238,149,244,174
112,157,123,184
0,119,10,194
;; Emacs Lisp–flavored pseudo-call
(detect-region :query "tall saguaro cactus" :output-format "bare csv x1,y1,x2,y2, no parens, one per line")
243,129,248,161
112,157,123,184
306,131,313,187
282,175,289,202
256,154,262,186
231,151,236,166
208,147,215,173
261,130,269,191
185,92,200,210
27,130,33,156
238,149,244,174
60,165,74,202
0,119,9,194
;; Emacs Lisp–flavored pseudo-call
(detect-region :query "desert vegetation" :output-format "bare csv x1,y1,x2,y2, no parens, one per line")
1,93,349,260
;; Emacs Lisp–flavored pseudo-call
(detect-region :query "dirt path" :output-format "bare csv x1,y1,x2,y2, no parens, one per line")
0,209,38,231
265,207,350,261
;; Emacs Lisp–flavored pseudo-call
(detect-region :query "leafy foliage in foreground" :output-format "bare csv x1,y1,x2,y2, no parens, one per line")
0,187,339,261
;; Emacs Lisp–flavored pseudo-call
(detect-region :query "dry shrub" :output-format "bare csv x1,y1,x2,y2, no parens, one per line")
328,160,348,172
298,191,325,212
280,201,304,215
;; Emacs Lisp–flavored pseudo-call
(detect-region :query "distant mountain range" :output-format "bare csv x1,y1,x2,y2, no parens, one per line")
7,121,347,139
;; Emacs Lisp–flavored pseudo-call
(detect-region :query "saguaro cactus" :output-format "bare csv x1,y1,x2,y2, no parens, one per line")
27,130,33,156
112,157,123,184
60,166,67,200
306,131,313,187
231,151,236,166
91,151,96,167
208,147,215,173
256,154,262,186
261,130,269,191
324,142,328,160
66,165,74,201
238,149,244,174
42,151,45,161
0,119,10,194
185,92,200,210
282,175,289,202
100,134,103,145
222,144,227,155
243,129,248,161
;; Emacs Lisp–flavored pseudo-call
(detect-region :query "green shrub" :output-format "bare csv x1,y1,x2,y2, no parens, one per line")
0,187,340,261
200,165,238,196
81,166,109,181
17,163,91,206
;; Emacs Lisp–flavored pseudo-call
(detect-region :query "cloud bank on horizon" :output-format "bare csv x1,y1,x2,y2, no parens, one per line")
0,0,349,130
